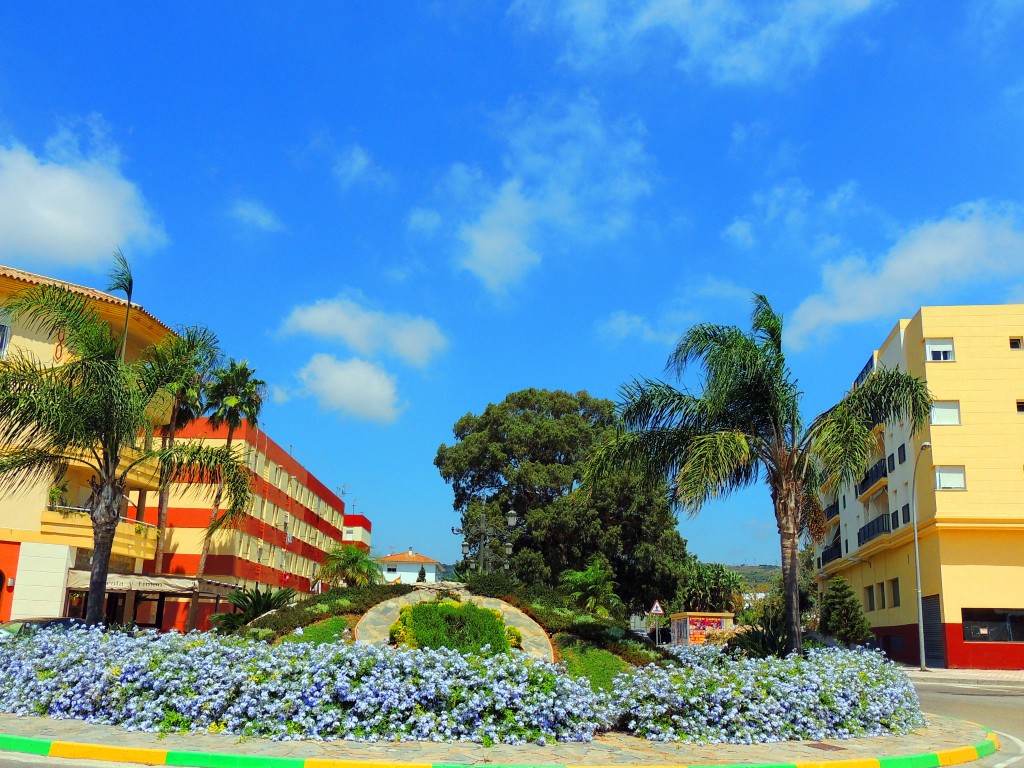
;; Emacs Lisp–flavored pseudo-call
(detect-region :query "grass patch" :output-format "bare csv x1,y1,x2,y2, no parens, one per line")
389,600,519,655
246,584,414,641
278,615,354,645
554,633,631,692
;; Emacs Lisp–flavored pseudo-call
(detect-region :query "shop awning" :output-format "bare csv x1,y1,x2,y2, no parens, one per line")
66,570,236,597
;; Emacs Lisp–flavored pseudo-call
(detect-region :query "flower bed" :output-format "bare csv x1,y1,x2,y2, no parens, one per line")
610,644,925,743
0,626,601,744
0,628,925,746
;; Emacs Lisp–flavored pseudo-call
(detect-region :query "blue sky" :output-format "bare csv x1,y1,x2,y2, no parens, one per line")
3,3,1024,568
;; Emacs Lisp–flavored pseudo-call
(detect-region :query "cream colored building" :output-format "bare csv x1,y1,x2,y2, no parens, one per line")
815,305,1024,669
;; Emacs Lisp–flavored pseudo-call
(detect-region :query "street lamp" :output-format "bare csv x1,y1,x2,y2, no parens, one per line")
911,441,932,671
452,500,517,573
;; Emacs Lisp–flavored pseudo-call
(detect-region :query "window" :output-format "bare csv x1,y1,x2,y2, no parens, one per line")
930,401,961,425
890,578,901,608
962,608,1024,642
1018,401,1024,414
877,582,886,609
386,566,397,574
925,338,955,362
864,585,875,612
935,466,967,490
887,453,895,472
0,323,10,358
1011,337,1023,350
902,503,911,524
898,444,907,464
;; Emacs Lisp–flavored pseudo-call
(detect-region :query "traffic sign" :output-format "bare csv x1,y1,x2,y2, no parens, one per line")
649,600,665,615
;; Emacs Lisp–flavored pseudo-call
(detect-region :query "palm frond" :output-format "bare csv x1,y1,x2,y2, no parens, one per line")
3,284,118,358
675,430,757,512
750,292,783,353
0,448,72,494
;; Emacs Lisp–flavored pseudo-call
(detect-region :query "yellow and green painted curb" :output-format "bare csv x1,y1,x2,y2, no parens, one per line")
0,729,999,768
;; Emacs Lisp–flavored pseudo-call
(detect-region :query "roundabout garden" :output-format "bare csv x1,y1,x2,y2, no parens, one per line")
0,581,925,747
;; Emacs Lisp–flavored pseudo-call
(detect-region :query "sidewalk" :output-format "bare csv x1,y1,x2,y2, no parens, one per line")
904,665,1024,687
0,712,999,768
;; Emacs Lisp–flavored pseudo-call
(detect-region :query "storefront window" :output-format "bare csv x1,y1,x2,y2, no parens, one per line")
962,608,1024,642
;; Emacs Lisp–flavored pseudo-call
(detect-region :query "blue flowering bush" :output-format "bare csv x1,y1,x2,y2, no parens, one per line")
609,644,925,743
0,626,603,744
0,628,923,746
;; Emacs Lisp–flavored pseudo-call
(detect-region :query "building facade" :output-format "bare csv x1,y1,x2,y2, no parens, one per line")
814,305,1024,669
0,265,370,632
148,418,372,630
379,549,442,584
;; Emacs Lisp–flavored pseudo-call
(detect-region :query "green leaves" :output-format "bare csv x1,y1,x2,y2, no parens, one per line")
319,544,384,587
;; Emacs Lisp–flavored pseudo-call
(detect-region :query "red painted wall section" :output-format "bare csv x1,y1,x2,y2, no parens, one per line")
0,541,20,622
159,598,222,633
944,624,1024,670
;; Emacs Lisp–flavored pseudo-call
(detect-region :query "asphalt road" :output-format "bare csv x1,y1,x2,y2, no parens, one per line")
915,679,1024,768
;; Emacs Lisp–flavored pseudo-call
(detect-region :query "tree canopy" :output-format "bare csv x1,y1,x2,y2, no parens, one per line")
435,388,687,614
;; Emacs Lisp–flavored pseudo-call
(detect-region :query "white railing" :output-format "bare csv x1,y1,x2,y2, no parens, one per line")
48,504,157,530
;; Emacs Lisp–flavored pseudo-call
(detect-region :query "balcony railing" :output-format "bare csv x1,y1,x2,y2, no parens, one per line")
819,540,843,567
48,505,158,531
857,514,891,547
824,501,840,521
856,458,888,497
853,355,875,388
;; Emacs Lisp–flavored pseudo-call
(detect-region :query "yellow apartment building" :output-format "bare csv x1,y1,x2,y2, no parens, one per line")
815,305,1024,669
0,265,166,623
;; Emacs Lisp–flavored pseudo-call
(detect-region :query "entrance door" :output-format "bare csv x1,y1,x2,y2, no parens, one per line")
922,595,947,668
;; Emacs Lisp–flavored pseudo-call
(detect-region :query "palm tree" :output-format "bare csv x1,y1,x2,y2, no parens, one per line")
210,584,296,633
558,558,625,619
0,276,251,625
186,359,265,630
148,326,220,573
318,544,384,587
591,294,931,653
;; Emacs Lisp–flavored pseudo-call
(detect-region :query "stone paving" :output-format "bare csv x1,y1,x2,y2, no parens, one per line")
355,583,555,662
0,712,994,766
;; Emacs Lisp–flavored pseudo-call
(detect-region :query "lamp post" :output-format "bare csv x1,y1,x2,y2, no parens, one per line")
911,441,932,671
452,498,518,573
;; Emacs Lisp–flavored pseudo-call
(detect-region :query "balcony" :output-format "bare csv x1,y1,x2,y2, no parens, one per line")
857,514,891,547
824,501,839,522
819,540,843,567
40,507,158,561
856,457,888,498
853,355,875,388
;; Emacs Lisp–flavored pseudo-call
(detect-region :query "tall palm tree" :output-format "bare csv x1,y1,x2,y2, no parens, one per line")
591,295,931,653
318,544,383,587
107,249,134,363
186,359,265,630
0,277,251,625
148,326,220,573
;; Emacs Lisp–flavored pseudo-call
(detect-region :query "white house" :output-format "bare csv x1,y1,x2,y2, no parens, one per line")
379,549,442,584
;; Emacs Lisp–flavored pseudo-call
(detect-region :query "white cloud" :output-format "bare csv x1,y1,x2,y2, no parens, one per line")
269,384,291,404
230,198,285,232
281,294,448,368
450,94,653,292
597,311,679,345
407,207,442,235
0,118,166,267
789,201,1024,348
723,219,756,247
512,0,883,85
298,354,402,423
333,143,389,190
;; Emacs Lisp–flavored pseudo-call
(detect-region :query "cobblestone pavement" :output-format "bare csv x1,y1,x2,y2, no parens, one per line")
0,712,995,766
355,584,555,662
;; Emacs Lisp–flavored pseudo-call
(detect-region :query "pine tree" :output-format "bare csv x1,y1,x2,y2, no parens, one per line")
819,577,873,645
417,565,427,582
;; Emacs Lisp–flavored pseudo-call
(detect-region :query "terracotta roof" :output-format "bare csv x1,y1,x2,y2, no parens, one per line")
379,550,441,564
0,264,172,336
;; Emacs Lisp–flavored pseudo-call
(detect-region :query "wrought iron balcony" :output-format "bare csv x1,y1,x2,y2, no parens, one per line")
820,541,843,567
824,501,840,521
857,514,891,547
853,356,875,388
856,457,888,497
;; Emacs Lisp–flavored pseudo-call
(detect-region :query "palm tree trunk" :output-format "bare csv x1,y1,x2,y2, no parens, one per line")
778,497,803,655
185,425,234,631
86,482,123,625
153,406,178,574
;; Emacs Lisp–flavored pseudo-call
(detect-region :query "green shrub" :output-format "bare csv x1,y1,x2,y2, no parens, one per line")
554,633,631,692
389,600,515,655
727,604,788,658
247,584,414,639
820,577,873,645
465,571,520,598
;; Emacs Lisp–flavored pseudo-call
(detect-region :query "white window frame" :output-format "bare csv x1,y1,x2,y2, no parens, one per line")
935,465,967,490
931,401,961,426
925,338,955,362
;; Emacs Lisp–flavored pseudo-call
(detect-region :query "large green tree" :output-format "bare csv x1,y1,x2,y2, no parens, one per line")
591,295,931,653
435,388,687,614
187,358,265,630
672,558,745,614
318,544,384,587
0,274,251,625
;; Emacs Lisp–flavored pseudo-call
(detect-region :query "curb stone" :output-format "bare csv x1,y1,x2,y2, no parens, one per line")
0,726,1000,768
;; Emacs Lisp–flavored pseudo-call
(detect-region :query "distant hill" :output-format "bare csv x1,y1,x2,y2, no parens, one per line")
727,564,781,588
